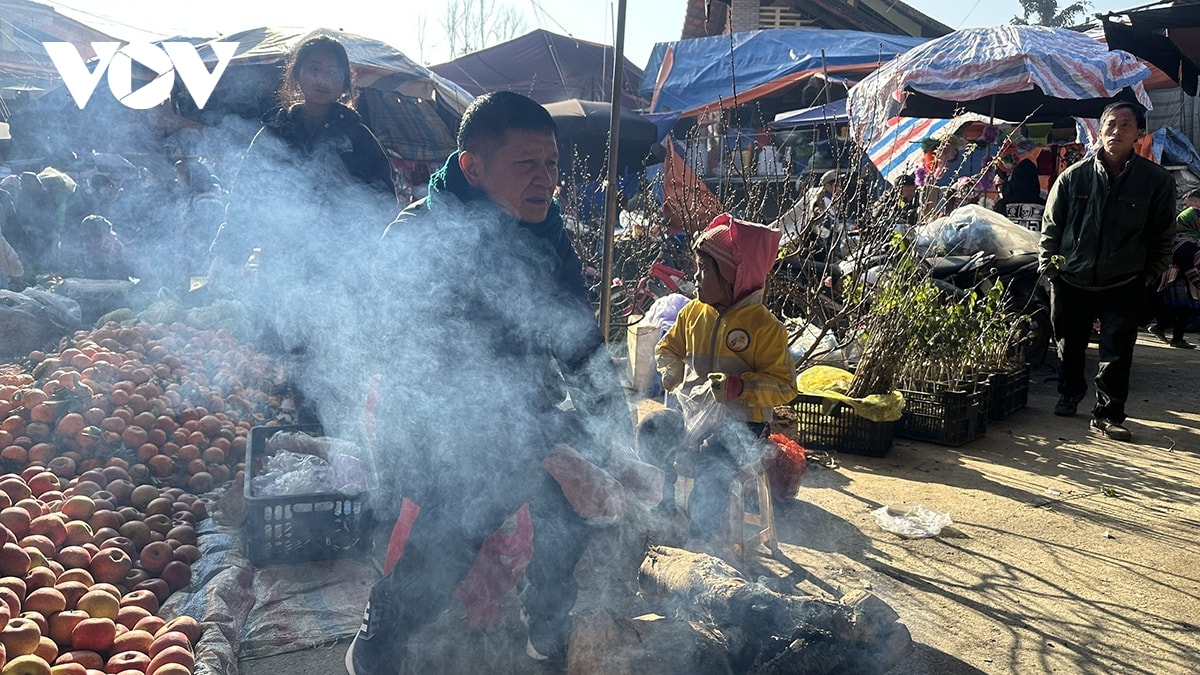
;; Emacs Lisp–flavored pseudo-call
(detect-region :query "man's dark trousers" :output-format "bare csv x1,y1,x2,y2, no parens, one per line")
1050,278,1146,423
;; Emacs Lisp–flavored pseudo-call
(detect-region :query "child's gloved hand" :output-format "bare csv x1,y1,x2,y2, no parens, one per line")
661,374,679,392
707,372,743,402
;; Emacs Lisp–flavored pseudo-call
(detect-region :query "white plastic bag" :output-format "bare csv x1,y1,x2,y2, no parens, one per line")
912,204,1041,259
871,504,952,538
676,382,728,448
643,293,690,330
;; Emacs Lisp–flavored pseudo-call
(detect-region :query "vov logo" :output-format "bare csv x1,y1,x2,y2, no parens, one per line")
44,42,239,110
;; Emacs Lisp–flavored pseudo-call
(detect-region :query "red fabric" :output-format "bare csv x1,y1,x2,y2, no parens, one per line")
765,434,807,503
661,138,724,234
609,456,665,508
541,444,625,523
383,500,534,631
383,497,421,575
451,504,533,630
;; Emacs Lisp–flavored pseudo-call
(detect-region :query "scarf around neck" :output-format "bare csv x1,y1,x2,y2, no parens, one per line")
427,151,564,243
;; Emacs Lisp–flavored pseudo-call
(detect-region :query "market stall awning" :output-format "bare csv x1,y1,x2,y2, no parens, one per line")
770,98,848,129
1102,1,1200,95
431,29,644,109
183,27,470,161
848,25,1152,146
865,114,997,184
542,99,659,175
641,29,927,117
193,27,473,114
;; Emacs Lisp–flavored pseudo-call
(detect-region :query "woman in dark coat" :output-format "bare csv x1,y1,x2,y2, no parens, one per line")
212,34,398,430
214,34,396,272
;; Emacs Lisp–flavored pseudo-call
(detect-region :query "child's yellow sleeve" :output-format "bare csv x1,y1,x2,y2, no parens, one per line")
738,318,798,408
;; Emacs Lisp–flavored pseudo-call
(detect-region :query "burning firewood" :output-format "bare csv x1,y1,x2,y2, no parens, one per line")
568,545,915,674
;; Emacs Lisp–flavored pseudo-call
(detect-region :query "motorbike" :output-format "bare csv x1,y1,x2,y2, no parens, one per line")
590,232,696,330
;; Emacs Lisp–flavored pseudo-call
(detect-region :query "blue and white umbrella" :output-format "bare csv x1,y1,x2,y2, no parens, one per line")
849,25,1152,149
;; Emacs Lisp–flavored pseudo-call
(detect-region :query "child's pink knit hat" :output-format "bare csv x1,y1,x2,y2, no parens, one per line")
695,213,782,302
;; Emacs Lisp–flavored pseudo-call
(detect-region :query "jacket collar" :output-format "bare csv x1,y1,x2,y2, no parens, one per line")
263,101,362,135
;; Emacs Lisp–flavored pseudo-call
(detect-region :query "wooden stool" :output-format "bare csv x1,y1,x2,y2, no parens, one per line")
675,459,778,563
726,462,778,562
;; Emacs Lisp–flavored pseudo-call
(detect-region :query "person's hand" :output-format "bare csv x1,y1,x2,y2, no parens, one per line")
707,372,743,402
661,374,679,392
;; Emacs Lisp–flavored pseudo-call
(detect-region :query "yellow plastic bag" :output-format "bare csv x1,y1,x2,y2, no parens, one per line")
796,365,906,423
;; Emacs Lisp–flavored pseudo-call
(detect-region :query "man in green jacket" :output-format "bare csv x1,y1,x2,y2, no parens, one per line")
1039,102,1176,442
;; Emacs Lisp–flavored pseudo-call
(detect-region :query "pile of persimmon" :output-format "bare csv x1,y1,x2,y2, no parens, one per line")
0,322,290,493
0,468,207,673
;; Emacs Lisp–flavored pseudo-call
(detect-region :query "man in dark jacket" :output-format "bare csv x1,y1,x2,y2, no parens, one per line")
1039,102,1176,441
346,91,631,674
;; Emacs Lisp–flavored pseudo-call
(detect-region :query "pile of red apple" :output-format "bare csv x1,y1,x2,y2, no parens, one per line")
1,321,291,494
0,460,209,673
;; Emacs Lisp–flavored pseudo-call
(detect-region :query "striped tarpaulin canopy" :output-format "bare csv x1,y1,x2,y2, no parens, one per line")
849,25,1151,148
865,114,1000,184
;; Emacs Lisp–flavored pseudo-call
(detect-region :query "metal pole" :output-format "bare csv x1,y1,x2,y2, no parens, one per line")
599,0,628,342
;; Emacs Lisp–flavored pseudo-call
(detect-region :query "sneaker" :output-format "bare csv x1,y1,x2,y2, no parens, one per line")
345,602,406,675
1054,392,1085,417
1149,326,1169,344
1090,417,1132,442
1169,338,1196,349
520,608,567,667
344,636,363,675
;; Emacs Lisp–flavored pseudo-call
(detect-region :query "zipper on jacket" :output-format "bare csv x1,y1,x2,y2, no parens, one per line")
707,313,724,375
1093,166,1112,287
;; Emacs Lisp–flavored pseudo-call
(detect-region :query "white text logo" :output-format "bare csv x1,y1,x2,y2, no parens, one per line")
44,42,238,110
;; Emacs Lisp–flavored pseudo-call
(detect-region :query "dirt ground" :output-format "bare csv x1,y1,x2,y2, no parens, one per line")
240,331,1198,675
766,332,1200,675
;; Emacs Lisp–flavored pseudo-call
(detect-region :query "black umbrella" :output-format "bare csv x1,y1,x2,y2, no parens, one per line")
543,99,658,176
1102,2,1200,96
895,85,1145,124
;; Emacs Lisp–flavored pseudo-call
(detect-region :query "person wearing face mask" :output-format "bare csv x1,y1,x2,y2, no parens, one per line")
211,33,397,430
1039,102,1176,442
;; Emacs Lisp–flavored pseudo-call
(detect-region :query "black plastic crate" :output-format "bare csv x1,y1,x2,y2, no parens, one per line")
244,424,373,566
793,394,894,457
987,365,1030,420
896,382,989,447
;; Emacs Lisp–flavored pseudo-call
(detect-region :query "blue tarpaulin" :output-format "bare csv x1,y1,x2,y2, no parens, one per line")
770,98,848,128
1149,126,1200,177
640,29,927,116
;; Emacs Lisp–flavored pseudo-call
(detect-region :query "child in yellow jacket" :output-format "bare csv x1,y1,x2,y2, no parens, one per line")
646,213,797,539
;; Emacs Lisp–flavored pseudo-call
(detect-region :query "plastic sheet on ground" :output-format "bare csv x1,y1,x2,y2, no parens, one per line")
163,502,379,675
797,365,905,422
871,504,953,538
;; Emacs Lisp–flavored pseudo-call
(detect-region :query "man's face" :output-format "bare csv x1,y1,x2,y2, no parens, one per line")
1099,107,1142,159
824,180,842,196
1184,196,1200,209
900,185,917,200
461,130,559,223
